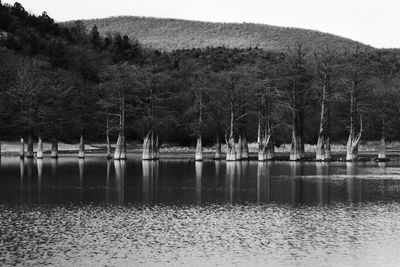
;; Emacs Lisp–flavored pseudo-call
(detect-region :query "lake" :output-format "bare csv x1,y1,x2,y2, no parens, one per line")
1,157,400,266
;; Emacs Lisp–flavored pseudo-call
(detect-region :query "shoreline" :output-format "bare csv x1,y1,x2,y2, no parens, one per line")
0,141,398,162
1,150,397,162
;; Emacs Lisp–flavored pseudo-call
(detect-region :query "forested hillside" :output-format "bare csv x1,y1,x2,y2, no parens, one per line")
1,1,400,160
78,16,371,52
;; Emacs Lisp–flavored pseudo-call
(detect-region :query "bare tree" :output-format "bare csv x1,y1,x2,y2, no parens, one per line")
307,47,339,161
275,43,313,160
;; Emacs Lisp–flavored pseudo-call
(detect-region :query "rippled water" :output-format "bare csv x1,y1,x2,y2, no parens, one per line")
1,158,400,266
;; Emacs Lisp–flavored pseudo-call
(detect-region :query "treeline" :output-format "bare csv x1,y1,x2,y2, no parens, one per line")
1,2,400,160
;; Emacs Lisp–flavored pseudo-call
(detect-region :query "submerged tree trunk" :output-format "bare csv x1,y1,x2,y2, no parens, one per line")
266,138,274,160
241,136,249,160
195,135,203,161
236,135,243,160
26,135,34,158
290,128,302,161
214,136,221,160
106,115,112,159
378,121,386,160
226,136,236,161
114,134,121,160
78,134,85,159
290,105,304,161
20,138,25,158
257,119,265,161
37,136,43,159
51,138,58,158
226,92,236,161
378,137,386,160
346,88,362,161
142,130,159,160
316,84,331,161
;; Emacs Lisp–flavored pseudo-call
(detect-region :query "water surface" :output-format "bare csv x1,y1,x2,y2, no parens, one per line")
1,158,400,266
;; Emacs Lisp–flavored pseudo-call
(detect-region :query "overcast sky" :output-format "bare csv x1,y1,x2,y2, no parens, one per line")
3,0,400,48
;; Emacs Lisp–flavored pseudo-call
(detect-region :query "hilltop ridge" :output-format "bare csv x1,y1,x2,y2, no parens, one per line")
77,16,372,52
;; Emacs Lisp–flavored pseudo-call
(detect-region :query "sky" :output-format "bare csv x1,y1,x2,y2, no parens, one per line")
3,0,400,48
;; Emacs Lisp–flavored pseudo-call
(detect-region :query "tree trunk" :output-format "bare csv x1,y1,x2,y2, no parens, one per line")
257,119,265,161
378,137,386,160
78,134,85,158
236,135,243,160
316,134,325,161
226,136,236,161
346,89,361,161
290,106,303,161
324,137,331,160
378,120,386,160
106,115,112,159
120,134,127,160
51,138,58,158
266,137,274,160
20,138,25,159
142,132,151,160
316,84,329,161
36,136,43,159
142,130,159,160
114,134,121,160
195,135,203,161
290,129,302,161
214,136,221,160
26,135,34,158
241,136,249,160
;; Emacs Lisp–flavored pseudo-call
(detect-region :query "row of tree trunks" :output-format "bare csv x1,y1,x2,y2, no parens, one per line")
18,137,59,159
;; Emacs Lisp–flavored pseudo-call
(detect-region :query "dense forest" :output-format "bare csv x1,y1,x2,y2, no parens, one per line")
78,16,370,52
1,1,400,160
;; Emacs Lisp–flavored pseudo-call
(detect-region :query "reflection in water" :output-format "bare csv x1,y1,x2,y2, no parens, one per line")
214,160,221,190
316,162,329,205
27,159,33,205
195,162,202,205
257,162,270,204
37,159,43,204
106,160,111,204
290,162,302,206
19,159,24,203
346,162,362,203
114,160,126,205
3,158,400,206
225,162,235,203
142,161,158,205
79,159,84,203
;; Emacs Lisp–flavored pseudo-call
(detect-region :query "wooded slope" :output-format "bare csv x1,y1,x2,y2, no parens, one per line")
78,16,371,52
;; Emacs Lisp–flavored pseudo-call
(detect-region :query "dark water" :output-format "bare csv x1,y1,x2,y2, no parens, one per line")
1,158,400,266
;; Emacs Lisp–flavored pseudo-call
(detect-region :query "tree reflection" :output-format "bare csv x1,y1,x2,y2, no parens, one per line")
257,162,271,204
195,161,203,205
290,162,302,207
37,159,43,204
225,162,235,203
19,159,24,204
316,162,329,205
346,162,362,204
113,160,126,205
79,159,84,203
142,160,158,205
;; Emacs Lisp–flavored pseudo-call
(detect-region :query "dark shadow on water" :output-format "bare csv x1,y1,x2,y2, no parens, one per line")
1,158,400,206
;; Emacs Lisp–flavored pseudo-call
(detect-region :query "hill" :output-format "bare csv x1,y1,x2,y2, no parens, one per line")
78,16,372,52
